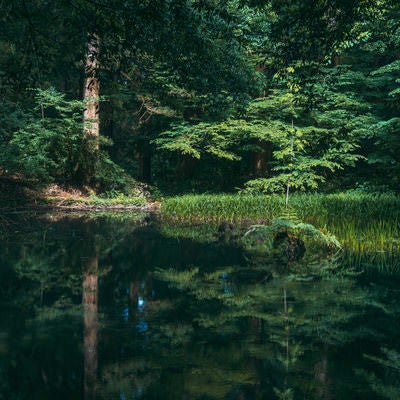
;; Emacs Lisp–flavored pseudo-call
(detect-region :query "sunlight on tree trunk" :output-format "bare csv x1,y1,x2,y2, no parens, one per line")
83,33,100,139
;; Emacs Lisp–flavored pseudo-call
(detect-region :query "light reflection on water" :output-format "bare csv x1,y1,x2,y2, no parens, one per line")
0,212,399,400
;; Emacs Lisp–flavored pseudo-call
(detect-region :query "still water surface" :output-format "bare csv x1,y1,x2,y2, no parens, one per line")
0,212,399,399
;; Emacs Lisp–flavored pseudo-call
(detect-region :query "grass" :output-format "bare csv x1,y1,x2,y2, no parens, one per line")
161,194,284,224
161,193,400,272
161,193,400,224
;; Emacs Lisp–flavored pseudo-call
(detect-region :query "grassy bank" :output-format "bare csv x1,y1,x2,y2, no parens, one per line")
161,193,400,271
161,193,400,224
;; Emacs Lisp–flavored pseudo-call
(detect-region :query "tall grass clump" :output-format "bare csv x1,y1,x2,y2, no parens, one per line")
324,195,400,272
161,194,285,224
292,193,400,227
162,193,400,226
161,193,400,271
292,193,400,271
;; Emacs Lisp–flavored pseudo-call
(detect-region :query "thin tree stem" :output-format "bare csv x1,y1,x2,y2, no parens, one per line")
285,117,295,209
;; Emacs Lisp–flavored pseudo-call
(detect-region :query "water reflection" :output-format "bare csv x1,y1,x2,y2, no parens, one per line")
0,212,399,399
82,257,99,399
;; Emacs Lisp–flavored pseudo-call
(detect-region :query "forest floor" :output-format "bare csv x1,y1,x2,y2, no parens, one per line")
0,177,159,211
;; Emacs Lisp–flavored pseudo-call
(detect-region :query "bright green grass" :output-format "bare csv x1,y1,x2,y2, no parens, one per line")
161,193,400,224
161,193,400,271
161,194,284,223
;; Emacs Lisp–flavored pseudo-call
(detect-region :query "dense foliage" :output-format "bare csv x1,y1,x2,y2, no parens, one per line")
0,0,399,194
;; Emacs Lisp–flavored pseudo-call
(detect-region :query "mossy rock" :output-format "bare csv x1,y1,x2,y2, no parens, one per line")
242,218,341,268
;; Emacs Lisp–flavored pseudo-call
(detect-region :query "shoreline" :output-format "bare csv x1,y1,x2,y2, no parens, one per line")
0,201,161,214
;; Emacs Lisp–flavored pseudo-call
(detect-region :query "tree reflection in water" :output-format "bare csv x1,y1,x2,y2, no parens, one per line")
0,213,399,399
82,257,98,400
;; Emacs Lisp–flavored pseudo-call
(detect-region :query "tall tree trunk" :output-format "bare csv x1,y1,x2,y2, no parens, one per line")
84,33,100,138
83,33,100,185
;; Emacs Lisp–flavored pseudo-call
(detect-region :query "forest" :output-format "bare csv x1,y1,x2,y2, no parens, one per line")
1,0,399,199
1,2,400,400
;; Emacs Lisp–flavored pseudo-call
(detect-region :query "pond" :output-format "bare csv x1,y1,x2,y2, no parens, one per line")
0,212,399,400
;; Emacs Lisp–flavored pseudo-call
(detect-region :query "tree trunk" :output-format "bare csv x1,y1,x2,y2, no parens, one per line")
83,33,100,138
252,141,272,177
82,33,100,186
80,34,100,186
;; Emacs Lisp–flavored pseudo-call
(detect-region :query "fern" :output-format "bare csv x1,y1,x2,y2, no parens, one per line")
243,216,341,269
277,207,301,224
